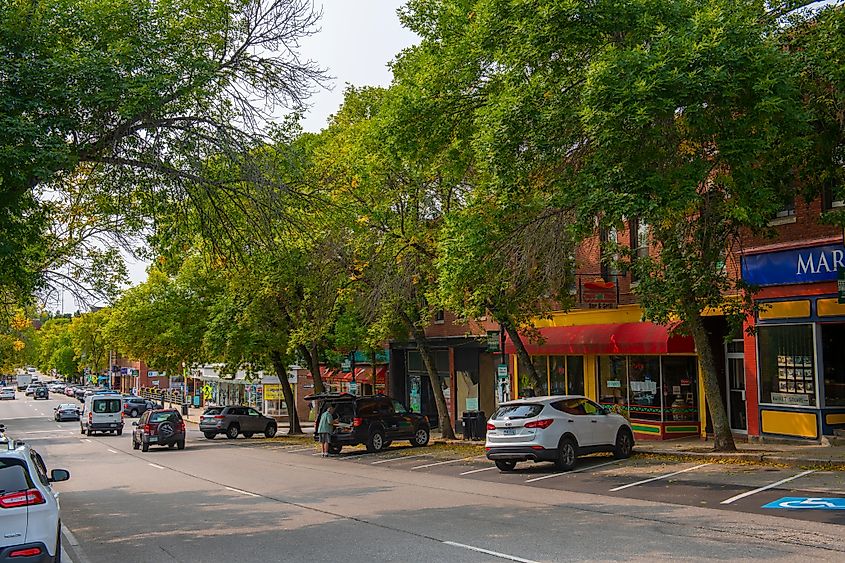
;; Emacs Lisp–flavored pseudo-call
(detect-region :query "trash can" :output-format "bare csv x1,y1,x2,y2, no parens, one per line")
461,411,487,441
181,403,189,416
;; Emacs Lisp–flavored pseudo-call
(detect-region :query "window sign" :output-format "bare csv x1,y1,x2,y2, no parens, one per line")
838,268,845,304
742,244,845,286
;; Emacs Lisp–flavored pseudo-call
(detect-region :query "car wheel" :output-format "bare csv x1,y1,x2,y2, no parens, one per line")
328,444,342,455
177,440,185,450
614,428,634,459
168,442,176,448
226,424,239,439
410,427,430,447
264,423,277,438
366,429,386,453
495,460,517,472
130,409,138,417
555,437,578,471
243,432,254,438
203,432,216,439
141,441,149,452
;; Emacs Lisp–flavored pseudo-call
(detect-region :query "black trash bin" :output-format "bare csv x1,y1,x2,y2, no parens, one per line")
181,403,189,416
462,411,487,441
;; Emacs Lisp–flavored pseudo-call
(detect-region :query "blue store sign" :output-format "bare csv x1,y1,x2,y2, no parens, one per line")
763,497,845,510
742,243,845,286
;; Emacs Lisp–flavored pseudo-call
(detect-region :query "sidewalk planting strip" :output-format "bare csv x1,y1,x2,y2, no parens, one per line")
720,470,816,505
524,459,623,483
609,463,711,492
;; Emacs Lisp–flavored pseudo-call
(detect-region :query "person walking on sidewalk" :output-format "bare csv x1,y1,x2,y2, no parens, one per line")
317,404,338,457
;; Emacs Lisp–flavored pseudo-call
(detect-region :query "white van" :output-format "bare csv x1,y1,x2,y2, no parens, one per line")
81,393,124,436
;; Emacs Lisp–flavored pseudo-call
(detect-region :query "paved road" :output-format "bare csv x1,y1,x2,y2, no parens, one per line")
2,392,844,562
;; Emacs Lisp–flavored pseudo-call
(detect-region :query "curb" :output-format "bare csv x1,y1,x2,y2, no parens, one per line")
636,449,845,470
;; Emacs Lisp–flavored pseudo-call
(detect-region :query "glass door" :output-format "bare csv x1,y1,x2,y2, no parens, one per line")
725,340,747,432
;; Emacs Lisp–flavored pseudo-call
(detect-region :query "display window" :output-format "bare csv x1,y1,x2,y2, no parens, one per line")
628,356,661,421
821,323,845,407
519,355,585,398
758,324,817,407
661,356,699,422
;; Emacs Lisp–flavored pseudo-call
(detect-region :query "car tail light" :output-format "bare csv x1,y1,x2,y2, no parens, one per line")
352,417,363,427
88,412,93,422
524,419,554,429
179,421,186,432
530,445,546,450
9,547,42,557
486,423,495,431
143,424,151,434
0,488,45,508
213,415,225,419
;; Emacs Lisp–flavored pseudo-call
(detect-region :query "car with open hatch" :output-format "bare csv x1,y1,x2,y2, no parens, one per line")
199,406,278,439
0,428,70,563
306,393,430,454
132,409,186,452
485,395,634,472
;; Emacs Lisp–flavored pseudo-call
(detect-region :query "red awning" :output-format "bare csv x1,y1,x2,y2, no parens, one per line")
504,322,694,356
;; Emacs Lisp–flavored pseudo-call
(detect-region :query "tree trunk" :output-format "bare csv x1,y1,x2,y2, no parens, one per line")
500,317,541,396
400,310,456,440
686,312,736,452
298,343,325,395
270,350,302,435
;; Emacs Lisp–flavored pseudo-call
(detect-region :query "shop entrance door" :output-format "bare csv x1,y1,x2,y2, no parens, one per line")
725,340,747,432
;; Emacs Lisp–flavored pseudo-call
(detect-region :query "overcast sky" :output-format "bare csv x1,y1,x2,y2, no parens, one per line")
116,2,418,295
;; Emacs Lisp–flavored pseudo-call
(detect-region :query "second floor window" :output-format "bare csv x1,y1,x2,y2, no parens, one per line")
629,218,649,283
822,185,844,211
600,226,619,281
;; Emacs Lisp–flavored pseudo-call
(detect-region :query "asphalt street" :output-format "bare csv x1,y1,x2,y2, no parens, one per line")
2,392,844,563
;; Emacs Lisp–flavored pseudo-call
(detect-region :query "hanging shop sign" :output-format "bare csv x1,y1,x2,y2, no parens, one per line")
742,243,845,287
581,279,617,307
487,331,501,352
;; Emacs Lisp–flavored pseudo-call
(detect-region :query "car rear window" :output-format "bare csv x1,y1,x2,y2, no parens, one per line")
493,404,544,420
150,411,181,423
93,399,121,413
203,407,223,416
0,458,33,493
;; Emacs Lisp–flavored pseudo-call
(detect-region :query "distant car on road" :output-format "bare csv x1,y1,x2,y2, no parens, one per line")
199,405,278,440
80,394,124,436
24,384,38,396
122,396,154,418
484,395,634,472
306,393,430,454
0,433,70,562
33,386,49,400
0,387,15,400
54,404,81,422
132,409,186,452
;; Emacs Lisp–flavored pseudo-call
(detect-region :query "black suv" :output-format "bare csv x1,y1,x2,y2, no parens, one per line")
33,386,49,400
132,409,186,452
306,393,430,454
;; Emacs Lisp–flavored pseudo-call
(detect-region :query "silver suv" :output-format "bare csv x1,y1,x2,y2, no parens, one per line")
199,406,278,439
0,425,70,562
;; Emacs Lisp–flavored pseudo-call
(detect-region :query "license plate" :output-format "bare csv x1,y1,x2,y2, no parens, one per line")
502,428,517,436
149,436,158,442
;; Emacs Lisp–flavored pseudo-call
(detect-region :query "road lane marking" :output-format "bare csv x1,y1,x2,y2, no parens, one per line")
107,449,117,454
525,459,623,483
443,541,538,563
82,439,92,443
609,463,711,492
460,466,497,476
148,463,165,469
720,470,816,505
412,457,480,470
225,486,260,498
371,454,429,465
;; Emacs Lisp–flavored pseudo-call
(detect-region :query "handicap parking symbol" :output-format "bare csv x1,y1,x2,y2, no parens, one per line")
763,497,845,510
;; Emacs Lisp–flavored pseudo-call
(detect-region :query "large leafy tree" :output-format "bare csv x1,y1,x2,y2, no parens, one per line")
1,0,323,301
35,318,80,379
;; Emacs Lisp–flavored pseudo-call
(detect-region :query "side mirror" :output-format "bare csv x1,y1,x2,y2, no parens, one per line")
49,469,70,482
132,421,138,426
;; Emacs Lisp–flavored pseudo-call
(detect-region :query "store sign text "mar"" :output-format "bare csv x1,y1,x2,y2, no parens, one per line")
741,244,845,286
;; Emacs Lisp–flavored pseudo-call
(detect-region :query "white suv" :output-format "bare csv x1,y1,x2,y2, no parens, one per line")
0,426,70,562
485,395,634,472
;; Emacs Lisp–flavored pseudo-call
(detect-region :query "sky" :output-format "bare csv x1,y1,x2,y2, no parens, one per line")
118,1,419,293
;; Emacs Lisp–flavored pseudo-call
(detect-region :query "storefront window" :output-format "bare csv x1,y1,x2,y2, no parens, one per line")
518,356,548,397
549,356,567,395
628,356,661,421
598,356,627,409
566,356,585,395
822,323,845,406
662,356,699,422
758,324,816,407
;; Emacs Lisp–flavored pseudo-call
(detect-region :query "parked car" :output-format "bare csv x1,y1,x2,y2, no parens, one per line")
54,404,81,422
122,396,152,418
306,393,430,454
132,409,185,452
33,386,49,400
0,387,15,400
0,433,70,562
80,393,124,436
484,395,634,472
73,387,87,401
24,384,38,396
199,406,278,440
64,386,76,397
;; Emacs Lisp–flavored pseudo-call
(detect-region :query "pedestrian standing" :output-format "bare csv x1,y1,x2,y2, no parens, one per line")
317,404,338,457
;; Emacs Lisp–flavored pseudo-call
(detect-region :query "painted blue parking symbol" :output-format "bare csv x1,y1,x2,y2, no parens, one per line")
763,497,845,510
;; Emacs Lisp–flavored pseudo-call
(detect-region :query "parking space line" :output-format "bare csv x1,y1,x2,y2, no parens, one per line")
148,463,165,469
720,470,815,505
225,486,259,498
413,456,480,470
371,454,429,465
460,465,497,476
525,459,623,483
609,463,711,492
107,449,117,454
286,447,316,453
443,541,538,563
